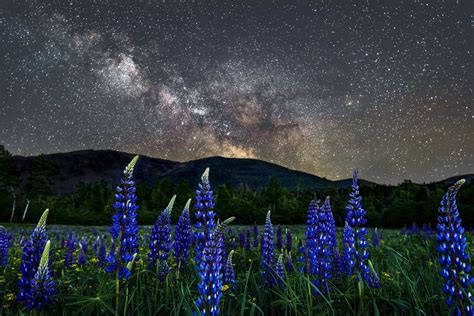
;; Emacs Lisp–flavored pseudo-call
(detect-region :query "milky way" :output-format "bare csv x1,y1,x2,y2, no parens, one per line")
0,0,472,184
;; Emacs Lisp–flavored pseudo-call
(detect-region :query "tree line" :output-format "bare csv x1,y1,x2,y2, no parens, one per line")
0,150,473,227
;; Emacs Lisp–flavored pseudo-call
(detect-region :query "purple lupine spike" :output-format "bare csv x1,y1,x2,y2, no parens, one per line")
92,236,99,254
276,225,283,250
78,243,87,266
366,260,381,289
194,168,216,267
18,209,49,307
224,250,236,291
148,195,175,281
436,179,473,315
276,253,285,286
105,156,140,280
372,228,380,247
173,199,192,270
342,222,356,276
323,197,337,252
239,231,245,248
97,237,106,267
29,240,55,312
0,228,12,268
285,228,292,252
343,170,372,286
261,211,275,287
64,232,76,269
245,229,251,250
196,217,235,316
304,198,332,295
332,247,344,279
253,223,259,248
285,251,294,273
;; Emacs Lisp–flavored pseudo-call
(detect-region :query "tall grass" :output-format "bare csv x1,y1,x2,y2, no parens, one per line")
0,226,462,315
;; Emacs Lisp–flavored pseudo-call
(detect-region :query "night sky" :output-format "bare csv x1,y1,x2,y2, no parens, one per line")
1,1,472,184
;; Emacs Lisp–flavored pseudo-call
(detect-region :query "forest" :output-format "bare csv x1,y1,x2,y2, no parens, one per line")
0,151,473,228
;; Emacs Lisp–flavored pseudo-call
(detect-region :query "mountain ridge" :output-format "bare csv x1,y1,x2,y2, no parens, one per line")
6,149,473,195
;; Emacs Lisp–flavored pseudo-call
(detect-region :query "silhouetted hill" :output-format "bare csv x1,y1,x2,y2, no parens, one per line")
8,150,371,195
8,149,471,195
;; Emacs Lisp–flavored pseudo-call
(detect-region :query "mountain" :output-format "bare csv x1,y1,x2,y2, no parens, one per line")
8,149,374,195
7,149,470,195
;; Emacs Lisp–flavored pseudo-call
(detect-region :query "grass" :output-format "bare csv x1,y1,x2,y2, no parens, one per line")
0,225,470,315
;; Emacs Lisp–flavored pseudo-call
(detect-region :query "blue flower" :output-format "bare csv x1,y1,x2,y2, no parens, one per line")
64,232,76,269
18,209,49,306
29,240,55,312
245,229,251,250
148,195,175,280
78,244,87,266
253,223,259,248
343,170,372,286
276,225,283,250
173,199,192,270
285,251,294,273
304,198,333,294
261,211,275,287
97,237,106,268
372,228,380,247
224,250,236,291
0,228,12,268
196,217,235,316
239,230,245,248
106,156,140,280
285,228,292,252
436,179,473,315
276,254,285,286
194,168,216,266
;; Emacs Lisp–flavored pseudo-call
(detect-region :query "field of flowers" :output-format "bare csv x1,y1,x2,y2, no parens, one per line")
0,156,472,315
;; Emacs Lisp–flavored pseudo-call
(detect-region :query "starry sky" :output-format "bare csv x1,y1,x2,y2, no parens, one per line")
0,0,472,184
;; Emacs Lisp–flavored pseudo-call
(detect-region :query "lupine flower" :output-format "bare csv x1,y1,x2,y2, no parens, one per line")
173,199,192,270
97,237,106,268
276,225,283,250
64,232,76,269
92,236,99,254
245,229,251,250
323,197,337,252
224,250,236,291
436,179,473,315
149,195,175,281
29,240,55,312
343,170,372,286
342,222,356,276
79,238,88,253
275,253,285,286
332,247,344,279
285,228,292,252
366,260,381,289
261,211,275,286
0,228,12,268
196,217,235,316
305,198,333,294
253,223,259,248
18,209,49,305
106,156,140,280
285,251,294,273
372,228,380,247
78,243,87,266
239,231,245,248
194,168,216,266
300,199,318,274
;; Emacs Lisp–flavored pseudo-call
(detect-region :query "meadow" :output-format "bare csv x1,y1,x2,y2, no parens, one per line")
0,157,472,315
